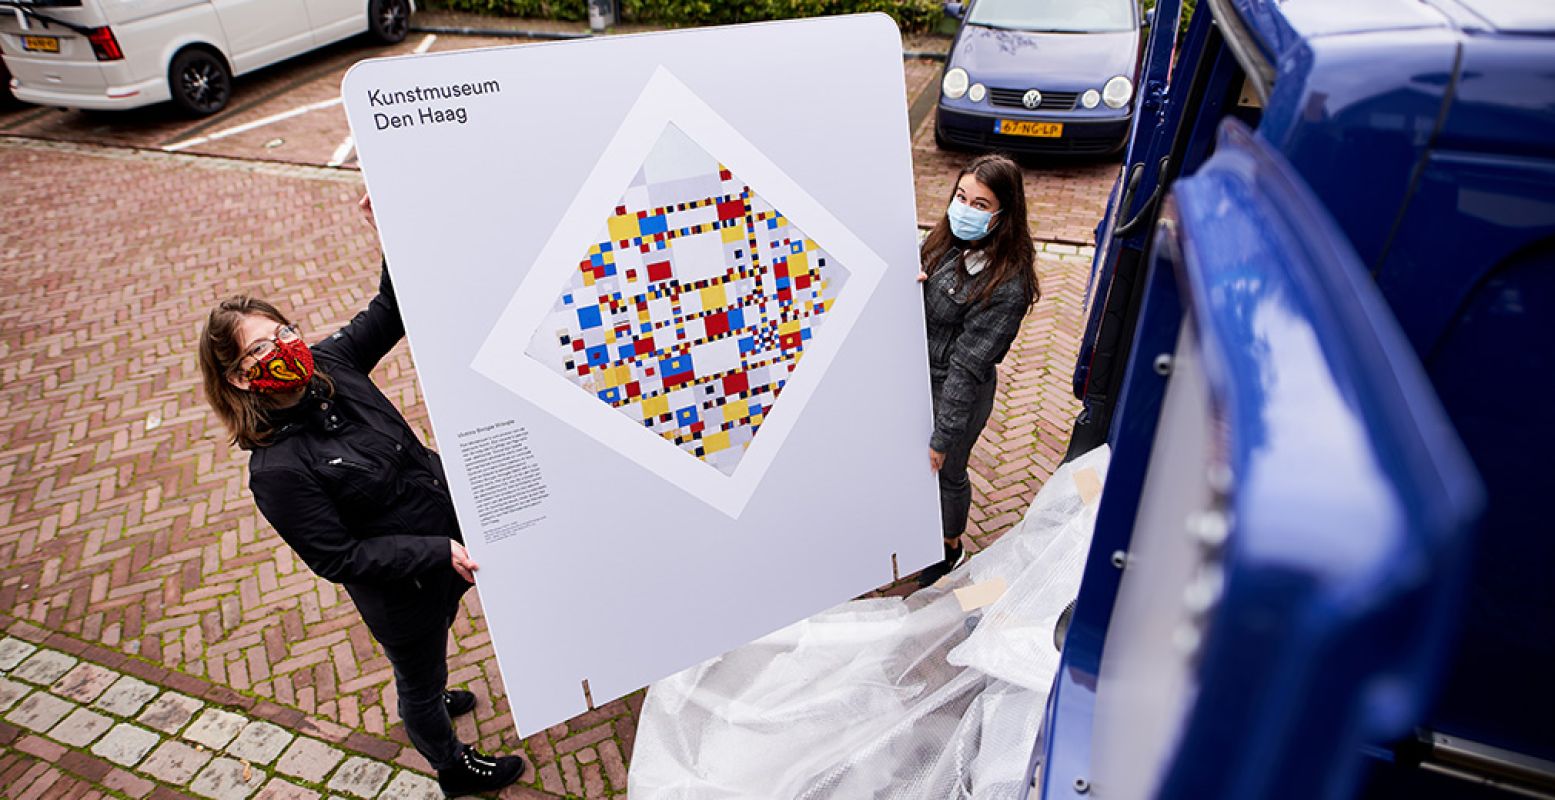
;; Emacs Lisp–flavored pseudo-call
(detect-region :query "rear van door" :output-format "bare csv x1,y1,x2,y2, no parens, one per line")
1030,119,1482,800
0,3,112,96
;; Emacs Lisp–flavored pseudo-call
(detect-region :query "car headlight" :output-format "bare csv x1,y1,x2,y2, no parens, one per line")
1081,89,1100,109
1103,76,1133,109
968,83,986,103
942,67,969,100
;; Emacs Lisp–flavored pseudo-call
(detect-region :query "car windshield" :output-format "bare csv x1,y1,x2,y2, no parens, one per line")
966,0,1135,33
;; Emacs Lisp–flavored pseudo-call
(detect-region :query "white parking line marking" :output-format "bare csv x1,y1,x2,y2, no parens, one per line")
327,134,355,167
162,96,344,152
414,34,437,54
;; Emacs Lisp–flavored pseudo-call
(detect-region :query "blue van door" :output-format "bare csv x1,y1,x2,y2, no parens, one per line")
1028,119,1483,800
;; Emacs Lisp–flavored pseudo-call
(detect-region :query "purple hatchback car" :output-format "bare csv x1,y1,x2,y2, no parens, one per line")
934,0,1144,155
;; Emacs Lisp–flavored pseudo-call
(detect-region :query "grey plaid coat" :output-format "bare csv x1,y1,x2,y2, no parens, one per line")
923,248,1031,453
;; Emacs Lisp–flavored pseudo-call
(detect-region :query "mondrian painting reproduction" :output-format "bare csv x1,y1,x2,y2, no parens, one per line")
526,124,849,476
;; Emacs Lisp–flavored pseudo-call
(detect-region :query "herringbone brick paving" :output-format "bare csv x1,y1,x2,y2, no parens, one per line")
0,33,1100,800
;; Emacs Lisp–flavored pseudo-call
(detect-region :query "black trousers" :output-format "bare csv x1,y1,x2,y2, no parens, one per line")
371,575,470,772
933,373,999,541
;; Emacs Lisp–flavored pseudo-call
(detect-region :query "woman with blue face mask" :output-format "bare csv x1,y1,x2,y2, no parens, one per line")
916,154,1040,586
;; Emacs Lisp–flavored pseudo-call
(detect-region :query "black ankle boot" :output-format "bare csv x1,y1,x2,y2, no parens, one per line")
916,541,966,588
438,744,525,797
444,689,476,718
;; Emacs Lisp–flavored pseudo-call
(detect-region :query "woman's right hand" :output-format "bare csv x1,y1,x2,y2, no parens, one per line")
450,540,478,583
359,192,377,231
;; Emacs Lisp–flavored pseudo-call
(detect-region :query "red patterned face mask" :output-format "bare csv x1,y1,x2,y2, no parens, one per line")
246,338,315,394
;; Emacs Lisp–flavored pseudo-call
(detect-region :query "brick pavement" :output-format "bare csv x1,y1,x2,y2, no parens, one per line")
0,31,1098,799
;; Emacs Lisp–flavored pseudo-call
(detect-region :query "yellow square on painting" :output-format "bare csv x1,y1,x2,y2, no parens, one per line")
703,431,731,453
723,399,749,422
722,225,743,243
608,214,640,242
789,251,808,274
643,395,668,418
779,319,800,336
700,284,727,309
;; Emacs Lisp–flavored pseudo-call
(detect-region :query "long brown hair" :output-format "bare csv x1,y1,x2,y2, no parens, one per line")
920,154,1039,307
197,297,329,450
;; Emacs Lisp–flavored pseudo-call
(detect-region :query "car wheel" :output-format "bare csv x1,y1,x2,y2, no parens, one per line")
369,0,410,44
168,49,231,117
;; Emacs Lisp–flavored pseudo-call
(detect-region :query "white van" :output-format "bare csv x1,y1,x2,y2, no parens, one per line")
0,0,412,115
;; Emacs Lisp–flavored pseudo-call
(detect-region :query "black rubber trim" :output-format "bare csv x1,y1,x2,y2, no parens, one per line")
1205,0,1274,106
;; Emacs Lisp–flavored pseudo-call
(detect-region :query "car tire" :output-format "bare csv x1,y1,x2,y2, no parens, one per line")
369,0,411,44
168,49,231,117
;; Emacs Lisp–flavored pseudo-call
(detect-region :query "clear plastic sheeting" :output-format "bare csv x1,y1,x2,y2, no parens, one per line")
630,446,1111,799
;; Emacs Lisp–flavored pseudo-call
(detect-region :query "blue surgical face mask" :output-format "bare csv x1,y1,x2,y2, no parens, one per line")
947,198,998,241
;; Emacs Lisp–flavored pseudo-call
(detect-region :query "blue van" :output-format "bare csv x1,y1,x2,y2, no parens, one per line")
1034,0,1555,797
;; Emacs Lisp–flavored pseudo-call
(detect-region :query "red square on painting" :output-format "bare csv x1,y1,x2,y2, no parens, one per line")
795,273,812,290
717,198,745,220
704,311,729,337
626,381,642,398
634,336,656,355
648,261,673,282
777,288,793,303
722,372,748,396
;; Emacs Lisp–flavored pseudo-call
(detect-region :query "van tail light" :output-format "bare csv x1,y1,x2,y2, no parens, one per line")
86,27,123,61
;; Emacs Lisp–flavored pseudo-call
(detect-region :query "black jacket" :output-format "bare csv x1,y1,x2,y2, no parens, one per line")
247,263,467,644
923,248,1030,453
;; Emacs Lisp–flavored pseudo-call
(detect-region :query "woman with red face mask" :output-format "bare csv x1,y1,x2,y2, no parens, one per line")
196,196,524,798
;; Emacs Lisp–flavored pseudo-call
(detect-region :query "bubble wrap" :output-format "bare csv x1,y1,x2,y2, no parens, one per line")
630,446,1110,799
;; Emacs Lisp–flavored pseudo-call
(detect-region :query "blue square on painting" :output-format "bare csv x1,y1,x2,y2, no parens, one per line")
802,328,813,341
739,336,756,353
563,293,573,305
586,345,610,367
776,276,790,291
590,253,604,267
640,322,653,334
640,214,668,236
767,218,777,230
577,305,602,329
600,242,613,253
617,345,634,360
727,307,745,329
791,242,803,254
603,263,617,277
676,406,698,426
750,403,762,416
660,355,691,375
598,387,620,403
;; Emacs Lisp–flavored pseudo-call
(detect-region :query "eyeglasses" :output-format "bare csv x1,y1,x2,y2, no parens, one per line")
232,324,301,378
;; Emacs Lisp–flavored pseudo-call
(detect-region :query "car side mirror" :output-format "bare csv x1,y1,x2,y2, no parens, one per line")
1144,7,1155,27
943,2,965,20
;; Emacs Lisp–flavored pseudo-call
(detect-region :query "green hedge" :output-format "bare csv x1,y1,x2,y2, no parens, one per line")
425,0,943,32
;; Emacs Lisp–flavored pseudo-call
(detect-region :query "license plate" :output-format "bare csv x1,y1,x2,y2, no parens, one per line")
997,120,1063,138
23,35,60,53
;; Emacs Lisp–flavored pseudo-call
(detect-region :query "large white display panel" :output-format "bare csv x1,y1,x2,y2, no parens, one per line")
341,14,941,733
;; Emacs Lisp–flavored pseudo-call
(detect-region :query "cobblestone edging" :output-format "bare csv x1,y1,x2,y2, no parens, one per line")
0,635,462,800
